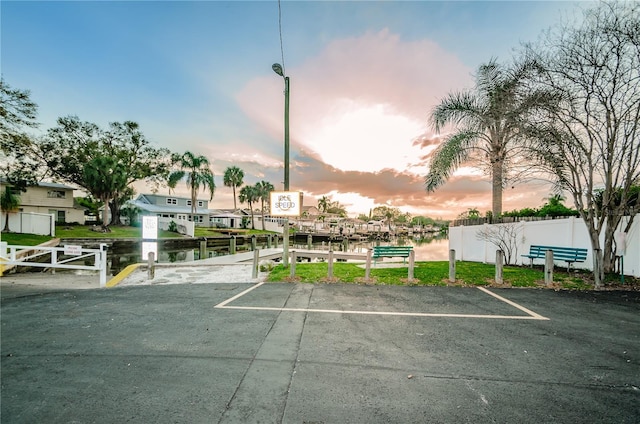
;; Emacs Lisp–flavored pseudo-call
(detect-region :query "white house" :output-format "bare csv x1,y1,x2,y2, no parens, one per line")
126,194,217,226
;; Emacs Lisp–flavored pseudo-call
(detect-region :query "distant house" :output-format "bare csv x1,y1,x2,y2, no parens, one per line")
301,205,320,218
126,194,217,226
0,179,85,225
209,210,245,229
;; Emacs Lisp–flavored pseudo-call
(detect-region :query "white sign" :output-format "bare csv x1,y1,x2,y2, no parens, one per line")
142,241,158,262
63,244,82,256
142,216,158,239
270,191,302,217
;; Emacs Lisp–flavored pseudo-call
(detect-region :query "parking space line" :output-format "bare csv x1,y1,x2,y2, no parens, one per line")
477,286,548,320
214,282,265,308
214,284,549,321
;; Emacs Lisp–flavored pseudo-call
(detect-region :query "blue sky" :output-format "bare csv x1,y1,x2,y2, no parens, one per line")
2,1,587,219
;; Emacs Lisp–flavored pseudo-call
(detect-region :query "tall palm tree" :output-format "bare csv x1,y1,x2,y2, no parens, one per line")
317,196,330,213
223,166,244,210
168,151,215,217
255,180,275,230
1,186,20,232
426,59,544,217
239,185,259,230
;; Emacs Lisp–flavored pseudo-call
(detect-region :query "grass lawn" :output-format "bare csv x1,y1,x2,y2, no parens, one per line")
267,261,602,290
1,225,183,246
0,232,54,246
55,225,181,239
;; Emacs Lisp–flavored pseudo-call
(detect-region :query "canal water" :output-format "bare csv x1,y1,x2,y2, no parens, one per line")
108,235,449,274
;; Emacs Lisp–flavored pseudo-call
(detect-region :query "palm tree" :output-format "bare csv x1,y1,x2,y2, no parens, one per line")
1,187,20,232
426,58,544,217
223,166,244,210
317,196,330,213
255,181,275,230
168,152,215,217
239,185,259,230
82,156,128,228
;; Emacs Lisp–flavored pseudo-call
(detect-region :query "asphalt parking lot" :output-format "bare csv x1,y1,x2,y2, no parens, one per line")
1,282,639,423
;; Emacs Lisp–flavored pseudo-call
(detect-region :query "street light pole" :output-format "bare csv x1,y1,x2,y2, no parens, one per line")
273,63,290,266
283,75,290,191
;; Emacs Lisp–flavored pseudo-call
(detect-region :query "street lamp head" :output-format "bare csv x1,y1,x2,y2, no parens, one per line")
272,63,284,77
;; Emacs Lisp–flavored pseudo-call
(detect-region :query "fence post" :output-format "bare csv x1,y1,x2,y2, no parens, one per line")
147,251,155,280
230,236,236,254
51,247,58,275
328,250,334,278
199,239,207,259
251,235,257,251
408,249,415,281
99,244,108,288
307,234,312,250
290,251,297,278
365,249,372,282
449,249,456,283
495,250,503,285
252,249,259,279
544,250,554,286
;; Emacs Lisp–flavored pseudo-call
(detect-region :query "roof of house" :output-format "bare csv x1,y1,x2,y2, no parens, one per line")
127,199,216,215
0,178,77,190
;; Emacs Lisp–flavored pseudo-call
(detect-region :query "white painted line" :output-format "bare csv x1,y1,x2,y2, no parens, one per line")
217,305,547,320
214,282,265,308
214,283,549,321
477,287,549,320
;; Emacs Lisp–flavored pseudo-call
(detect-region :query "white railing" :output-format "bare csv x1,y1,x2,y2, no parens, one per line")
0,242,108,287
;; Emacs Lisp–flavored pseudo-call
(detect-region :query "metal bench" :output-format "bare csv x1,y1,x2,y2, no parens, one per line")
521,245,588,270
372,246,413,265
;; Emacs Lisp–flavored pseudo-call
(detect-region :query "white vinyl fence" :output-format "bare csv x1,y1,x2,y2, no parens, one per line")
449,214,640,277
1,212,55,236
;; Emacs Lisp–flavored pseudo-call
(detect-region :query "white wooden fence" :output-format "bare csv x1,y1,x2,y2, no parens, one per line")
448,214,640,277
1,212,56,236
0,242,108,287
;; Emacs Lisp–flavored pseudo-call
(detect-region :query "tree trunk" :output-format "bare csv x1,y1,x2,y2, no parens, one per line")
492,160,503,217
232,187,237,210
102,197,111,228
109,200,122,226
261,200,266,230
586,223,604,289
602,211,620,273
3,212,10,232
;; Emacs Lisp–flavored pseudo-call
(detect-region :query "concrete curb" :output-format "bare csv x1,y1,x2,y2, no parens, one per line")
106,263,143,288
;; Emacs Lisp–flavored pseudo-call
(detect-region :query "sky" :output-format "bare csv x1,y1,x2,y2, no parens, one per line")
1,0,589,219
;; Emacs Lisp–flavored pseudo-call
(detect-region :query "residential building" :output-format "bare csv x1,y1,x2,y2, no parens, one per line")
126,194,218,226
0,179,85,225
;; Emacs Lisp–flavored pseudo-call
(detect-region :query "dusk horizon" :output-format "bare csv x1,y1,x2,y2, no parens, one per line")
2,1,589,219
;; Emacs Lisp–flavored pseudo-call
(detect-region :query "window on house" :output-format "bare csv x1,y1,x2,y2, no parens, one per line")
186,200,192,206
47,190,66,199
198,201,204,207
166,198,177,205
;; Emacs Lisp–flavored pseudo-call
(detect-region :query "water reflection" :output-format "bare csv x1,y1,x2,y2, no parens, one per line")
107,235,449,275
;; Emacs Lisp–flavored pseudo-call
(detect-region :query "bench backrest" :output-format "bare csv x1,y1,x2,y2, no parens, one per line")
373,246,413,254
529,245,588,261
